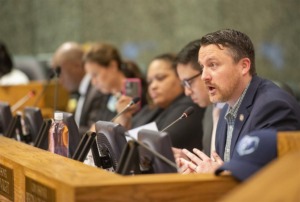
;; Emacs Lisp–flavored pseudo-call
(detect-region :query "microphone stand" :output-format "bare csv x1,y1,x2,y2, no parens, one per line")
160,106,194,132
34,68,57,107
161,115,184,132
34,78,52,107
11,91,35,113
111,103,131,122
53,67,61,113
110,97,140,122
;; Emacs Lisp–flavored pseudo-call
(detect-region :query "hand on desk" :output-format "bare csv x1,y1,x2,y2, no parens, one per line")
177,148,224,174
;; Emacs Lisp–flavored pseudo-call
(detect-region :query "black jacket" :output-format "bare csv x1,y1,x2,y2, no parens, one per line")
132,94,205,151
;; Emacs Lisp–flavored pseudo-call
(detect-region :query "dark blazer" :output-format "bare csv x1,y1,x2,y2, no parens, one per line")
78,84,116,135
202,105,213,156
216,76,300,160
94,94,117,122
132,94,205,151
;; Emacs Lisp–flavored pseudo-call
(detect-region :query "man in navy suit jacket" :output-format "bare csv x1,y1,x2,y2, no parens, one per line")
178,29,300,174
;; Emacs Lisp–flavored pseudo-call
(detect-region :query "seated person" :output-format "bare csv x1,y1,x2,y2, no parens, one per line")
175,39,225,158
52,42,111,135
82,42,148,166
182,128,279,181
0,41,29,85
115,53,205,151
83,42,148,122
176,29,300,174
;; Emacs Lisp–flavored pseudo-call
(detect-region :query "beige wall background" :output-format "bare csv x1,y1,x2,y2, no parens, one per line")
0,0,299,96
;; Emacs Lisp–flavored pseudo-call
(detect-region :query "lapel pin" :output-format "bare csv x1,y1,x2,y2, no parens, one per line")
239,114,244,121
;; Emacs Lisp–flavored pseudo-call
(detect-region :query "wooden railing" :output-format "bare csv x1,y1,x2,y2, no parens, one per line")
0,81,69,118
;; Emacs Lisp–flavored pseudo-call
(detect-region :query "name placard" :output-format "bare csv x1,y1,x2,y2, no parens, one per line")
25,177,55,202
0,164,14,201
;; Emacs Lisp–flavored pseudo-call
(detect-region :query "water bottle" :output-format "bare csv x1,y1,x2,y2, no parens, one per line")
48,112,69,157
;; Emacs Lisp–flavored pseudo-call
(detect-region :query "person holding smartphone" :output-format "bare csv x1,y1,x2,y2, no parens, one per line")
83,42,147,122
116,53,205,151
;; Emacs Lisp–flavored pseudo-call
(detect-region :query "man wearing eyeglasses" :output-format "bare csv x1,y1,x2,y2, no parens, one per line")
174,39,224,160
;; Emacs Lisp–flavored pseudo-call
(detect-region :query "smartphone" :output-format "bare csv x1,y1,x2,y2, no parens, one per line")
123,78,141,98
122,78,142,107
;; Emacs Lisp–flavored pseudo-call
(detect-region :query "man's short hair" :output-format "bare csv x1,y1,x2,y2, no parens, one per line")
200,29,256,75
176,39,202,71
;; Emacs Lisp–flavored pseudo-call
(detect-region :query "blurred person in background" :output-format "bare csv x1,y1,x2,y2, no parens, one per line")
52,42,110,135
115,53,205,151
175,39,224,159
0,41,29,85
83,42,148,122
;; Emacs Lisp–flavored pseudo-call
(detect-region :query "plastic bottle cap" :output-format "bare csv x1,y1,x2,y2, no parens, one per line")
54,112,63,121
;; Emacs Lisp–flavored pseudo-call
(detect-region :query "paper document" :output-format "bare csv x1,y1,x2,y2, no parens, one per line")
126,122,158,141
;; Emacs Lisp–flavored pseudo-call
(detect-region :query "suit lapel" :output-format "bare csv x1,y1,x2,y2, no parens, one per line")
230,76,262,156
230,106,250,156
202,105,213,155
215,105,228,158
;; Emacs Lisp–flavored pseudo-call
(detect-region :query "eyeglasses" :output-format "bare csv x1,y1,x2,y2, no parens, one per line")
181,72,201,88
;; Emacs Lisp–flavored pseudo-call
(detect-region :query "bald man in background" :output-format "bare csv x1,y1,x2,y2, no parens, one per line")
52,42,111,135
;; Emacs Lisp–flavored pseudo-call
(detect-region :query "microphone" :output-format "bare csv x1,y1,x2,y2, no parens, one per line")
33,68,58,106
110,97,140,122
160,106,194,132
53,66,61,113
11,90,36,112
54,66,61,77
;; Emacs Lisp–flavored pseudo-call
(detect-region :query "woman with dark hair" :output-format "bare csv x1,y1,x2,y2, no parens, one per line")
116,53,205,151
0,42,29,85
83,42,147,118
84,43,127,95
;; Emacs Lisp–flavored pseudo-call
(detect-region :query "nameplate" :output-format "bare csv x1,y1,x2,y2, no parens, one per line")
25,177,55,202
0,164,14,201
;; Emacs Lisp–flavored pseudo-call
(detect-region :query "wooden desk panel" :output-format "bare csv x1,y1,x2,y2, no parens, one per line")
0,136,238,202
219,151,300,202
0,81,69,117
277,131,300,157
